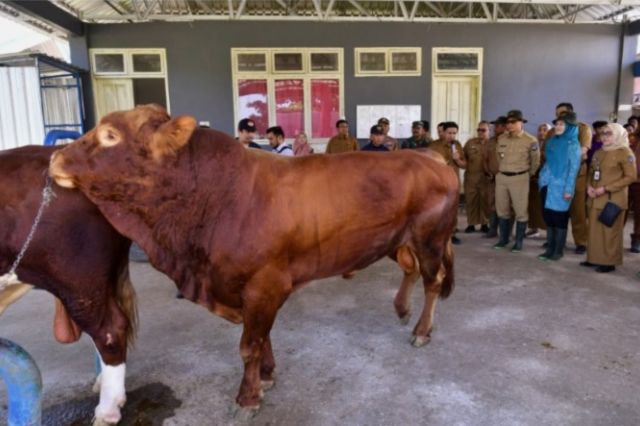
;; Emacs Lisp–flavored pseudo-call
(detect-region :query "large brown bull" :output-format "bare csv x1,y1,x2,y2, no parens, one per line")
0,146,137,425
49,105,458,414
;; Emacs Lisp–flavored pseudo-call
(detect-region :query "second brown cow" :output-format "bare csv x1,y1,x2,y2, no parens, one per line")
49,105,459,414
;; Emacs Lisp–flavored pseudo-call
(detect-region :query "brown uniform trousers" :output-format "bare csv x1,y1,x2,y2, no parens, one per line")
325,135,359,153
431,139,465,229
495,131,541,222
586,147,637,265
528,139,546,230
463,137,488,226
546,123,592,246
484,136,500,215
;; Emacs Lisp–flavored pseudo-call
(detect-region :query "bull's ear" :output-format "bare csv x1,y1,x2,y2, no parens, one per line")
97,124,122,147
150,115,197,160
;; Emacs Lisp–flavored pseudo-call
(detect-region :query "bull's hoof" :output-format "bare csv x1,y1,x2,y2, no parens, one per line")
410,334,431,348
92,418,116,426
261,379,275,391
398,311,411,325
342,271,356,279
231,403,260,421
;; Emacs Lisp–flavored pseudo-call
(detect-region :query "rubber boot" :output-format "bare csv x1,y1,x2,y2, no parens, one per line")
493,218,510,249
631,234,640,253
483,211,499,238
538,227,555,260
510,221,527,253
549,227,568,260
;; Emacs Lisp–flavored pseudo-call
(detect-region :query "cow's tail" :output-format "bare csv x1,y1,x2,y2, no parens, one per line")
439,239,455,299
116,263,138,348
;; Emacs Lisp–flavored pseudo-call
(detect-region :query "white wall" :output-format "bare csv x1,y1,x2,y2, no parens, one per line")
0,67,44,149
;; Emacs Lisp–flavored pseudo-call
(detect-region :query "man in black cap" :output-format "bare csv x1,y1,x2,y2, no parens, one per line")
378,117,399,151
237,118,262,149
401,120,431,149
493,110,540,252
361,124,390,152
483,116,508,238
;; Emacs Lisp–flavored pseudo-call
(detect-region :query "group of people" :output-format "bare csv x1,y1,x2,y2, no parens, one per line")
235,101,639,273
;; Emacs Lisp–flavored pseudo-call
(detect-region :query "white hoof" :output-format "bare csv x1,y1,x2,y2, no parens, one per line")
93,406,121,425
230,403,260,421
261,379,275,391
399,312,411,325
410,334,430,348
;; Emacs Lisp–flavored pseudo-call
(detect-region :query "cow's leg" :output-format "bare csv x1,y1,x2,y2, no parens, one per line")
260,336,276,390
393,246,421,324
411,240,454,348
237,267,291,411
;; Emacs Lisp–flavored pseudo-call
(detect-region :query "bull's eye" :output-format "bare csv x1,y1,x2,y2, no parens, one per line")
97,125,122,147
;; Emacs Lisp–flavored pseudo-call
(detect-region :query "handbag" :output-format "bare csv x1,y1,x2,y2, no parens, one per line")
598,193,622,227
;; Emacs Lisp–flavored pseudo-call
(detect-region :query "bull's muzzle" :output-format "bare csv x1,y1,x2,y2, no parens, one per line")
48,151,76,189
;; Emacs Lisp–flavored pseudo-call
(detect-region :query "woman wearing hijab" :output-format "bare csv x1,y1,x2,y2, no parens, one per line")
581,123,637,273
293,132,314,156
537,112,582,261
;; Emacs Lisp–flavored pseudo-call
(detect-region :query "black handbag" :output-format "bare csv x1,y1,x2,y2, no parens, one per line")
598,193,622,227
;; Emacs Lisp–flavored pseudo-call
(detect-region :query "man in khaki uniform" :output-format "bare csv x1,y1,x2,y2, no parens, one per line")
483,116,507,238
401,120,432,149
545,102,592,254
325,119,359,153
431,122,467,244
378,117,399,151
463,121,490,233
494,110,541,252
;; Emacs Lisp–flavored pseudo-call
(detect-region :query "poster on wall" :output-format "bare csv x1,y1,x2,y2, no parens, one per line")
356,105,421,139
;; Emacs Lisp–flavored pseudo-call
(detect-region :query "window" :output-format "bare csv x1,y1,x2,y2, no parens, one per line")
433,48,483,74
355,48,421,77
232,48,344,140
90,49,170,120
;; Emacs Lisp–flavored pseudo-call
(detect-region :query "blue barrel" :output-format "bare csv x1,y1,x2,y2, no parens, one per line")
43,130,81,146
0,339,42,426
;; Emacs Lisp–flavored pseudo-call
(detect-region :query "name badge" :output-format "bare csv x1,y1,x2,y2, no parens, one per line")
593,170,601,181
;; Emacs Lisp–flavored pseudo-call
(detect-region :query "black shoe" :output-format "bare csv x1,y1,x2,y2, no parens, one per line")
480,224,489,233
176,291,185,299
631,242,640,253
580,261,597,267
451,235,461,245
595,265,615,273
464,225,476,233
574,245,586,255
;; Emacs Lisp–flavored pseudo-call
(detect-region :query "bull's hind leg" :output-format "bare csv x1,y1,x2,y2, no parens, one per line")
236,266,291,412
260,337,276,390
393,246,421,324
411,240,454,348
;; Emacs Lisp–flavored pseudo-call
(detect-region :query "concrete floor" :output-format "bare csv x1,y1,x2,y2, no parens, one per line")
1,218,640,426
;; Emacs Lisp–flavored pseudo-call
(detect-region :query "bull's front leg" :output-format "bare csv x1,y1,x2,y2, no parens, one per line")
236,267,291,411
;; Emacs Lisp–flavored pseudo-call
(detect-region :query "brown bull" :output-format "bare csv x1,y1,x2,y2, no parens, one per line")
50,105,458,414
0,146,137,425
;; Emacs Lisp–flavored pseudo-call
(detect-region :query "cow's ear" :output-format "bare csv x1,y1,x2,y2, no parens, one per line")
150,115,197,160
97,124,122,147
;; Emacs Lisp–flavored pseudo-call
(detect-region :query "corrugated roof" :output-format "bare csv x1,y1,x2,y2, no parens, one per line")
49,0,640,24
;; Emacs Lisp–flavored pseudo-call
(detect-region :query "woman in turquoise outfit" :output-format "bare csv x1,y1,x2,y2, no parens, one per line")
537,112,582,261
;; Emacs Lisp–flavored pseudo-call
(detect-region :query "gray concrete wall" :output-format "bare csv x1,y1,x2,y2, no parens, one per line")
72,21,636,134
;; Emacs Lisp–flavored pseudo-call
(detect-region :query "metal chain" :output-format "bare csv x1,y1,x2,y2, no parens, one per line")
7,176,56,276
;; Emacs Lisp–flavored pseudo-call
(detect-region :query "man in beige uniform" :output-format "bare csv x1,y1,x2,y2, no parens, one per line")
545,102,592,254
463,121,490,233
431,121,467,244
483,116,507,238
494,110,541,252
325,119,359,153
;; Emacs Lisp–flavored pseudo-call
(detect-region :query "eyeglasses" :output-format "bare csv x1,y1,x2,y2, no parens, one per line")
601,131,614,137
477,129,488,132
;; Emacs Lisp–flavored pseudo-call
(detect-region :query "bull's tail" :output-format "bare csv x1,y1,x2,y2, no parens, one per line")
439,239,455,299
116,264,138,348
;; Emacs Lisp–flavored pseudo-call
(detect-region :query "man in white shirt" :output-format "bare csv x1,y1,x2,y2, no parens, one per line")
266,126,294,156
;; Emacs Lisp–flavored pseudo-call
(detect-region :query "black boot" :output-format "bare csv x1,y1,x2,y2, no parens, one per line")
631,234,640,253
538,227,555,260
493,218,510,249
511,221,527,253
483,212,498,238
549,228,568,261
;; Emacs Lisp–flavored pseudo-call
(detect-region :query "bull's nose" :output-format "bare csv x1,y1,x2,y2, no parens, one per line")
49,151,76,188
